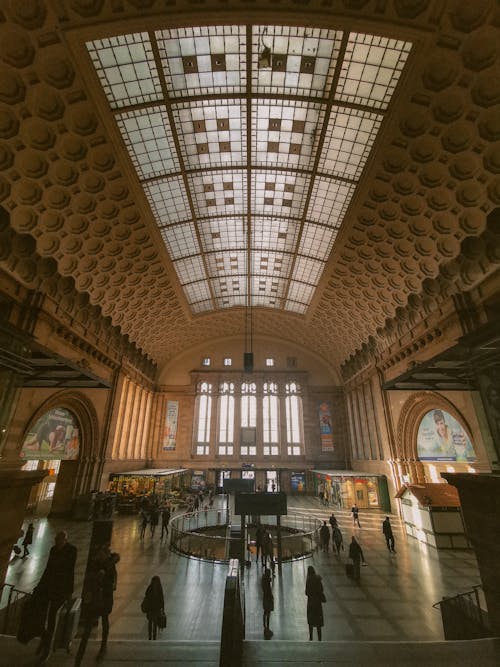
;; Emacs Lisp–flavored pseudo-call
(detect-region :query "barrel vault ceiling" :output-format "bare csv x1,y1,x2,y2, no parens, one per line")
0,1,499,371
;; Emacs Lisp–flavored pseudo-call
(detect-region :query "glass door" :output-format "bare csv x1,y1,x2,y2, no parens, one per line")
265,470,278,492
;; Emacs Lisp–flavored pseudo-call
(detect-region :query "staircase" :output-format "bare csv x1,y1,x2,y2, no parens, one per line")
1,635,499,666
242,638,500,665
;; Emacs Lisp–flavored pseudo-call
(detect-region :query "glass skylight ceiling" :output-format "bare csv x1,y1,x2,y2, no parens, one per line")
87,26,411,314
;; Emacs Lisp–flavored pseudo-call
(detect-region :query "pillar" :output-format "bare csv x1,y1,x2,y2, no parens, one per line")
442,473,500,636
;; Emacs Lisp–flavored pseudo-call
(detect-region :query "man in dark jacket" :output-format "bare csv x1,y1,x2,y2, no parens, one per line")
382,516,396,553
75,543,120,665
320,521,330,552
161,507,171,540
35,531,77,662
348,536,365,581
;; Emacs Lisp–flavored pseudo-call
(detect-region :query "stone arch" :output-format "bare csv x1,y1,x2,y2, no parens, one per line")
21,390,99,461
20,390,100,508
396,391,474,483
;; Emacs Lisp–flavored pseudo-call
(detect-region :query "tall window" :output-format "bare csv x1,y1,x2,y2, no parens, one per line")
285,381,302,455
218,382,234,455
263,382,279,455
193,376,306,457
196,381,212,455
241,382,256,455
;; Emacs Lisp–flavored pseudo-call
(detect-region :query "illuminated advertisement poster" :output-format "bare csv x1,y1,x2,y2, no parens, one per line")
318,401,334,452
162,400,178,451
21,408,79,460
290,472,305,494
191,471,206,490
417,409,476,462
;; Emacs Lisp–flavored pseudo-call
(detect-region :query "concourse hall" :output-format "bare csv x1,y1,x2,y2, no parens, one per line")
0,0,500,660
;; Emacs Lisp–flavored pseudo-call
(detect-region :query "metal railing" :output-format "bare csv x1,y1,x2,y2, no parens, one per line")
170,510,322,562
219,559,244,667
0,583,31,636
433,585,492,640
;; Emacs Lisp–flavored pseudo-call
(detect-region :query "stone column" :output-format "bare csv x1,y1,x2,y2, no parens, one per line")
0,466,46,586
442,473,500,636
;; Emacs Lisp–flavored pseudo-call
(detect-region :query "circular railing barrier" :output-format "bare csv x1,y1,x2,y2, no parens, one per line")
169,509,322,563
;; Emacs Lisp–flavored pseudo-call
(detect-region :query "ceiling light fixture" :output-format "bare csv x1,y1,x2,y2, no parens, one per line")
244,228,253,373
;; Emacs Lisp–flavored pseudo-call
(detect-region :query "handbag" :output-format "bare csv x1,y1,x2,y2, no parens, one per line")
157,609,167,629
141,598,147,613
321,591,327,603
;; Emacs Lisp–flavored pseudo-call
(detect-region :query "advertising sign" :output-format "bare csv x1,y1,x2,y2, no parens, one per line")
290,472,305,494
163,400,178,451
21,408,80,460
191,471,206,490
417,409,476,462
318,401,334,452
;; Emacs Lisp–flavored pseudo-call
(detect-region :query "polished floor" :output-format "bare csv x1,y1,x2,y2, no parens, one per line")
4,495,483,646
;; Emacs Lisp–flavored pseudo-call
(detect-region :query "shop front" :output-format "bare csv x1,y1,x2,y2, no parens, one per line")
215,467,284,493
108,468,189,511
309,470,391,511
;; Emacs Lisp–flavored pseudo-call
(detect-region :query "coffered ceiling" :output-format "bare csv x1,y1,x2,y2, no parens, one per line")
0,1,499,372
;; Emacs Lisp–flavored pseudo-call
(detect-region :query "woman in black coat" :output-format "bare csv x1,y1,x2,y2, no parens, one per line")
261,568,274,636
143,576,165,640
305,565,325,641
22,523,34,558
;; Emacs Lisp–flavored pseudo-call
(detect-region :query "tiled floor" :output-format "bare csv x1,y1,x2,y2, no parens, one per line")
4,496,483,644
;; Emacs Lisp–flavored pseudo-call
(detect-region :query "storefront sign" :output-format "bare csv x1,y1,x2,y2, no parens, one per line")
318,401,334,451
21,408,79,460
163,400,178,451
417,409,476,462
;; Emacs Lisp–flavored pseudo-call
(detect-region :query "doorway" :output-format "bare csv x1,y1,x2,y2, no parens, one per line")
265,470,278,492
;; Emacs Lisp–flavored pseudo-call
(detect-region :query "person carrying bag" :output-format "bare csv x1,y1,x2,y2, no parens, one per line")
141,576,165,640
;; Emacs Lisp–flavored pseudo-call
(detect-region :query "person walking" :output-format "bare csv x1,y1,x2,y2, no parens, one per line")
161,507,171,540
139,511,149,540
261,568,274,638
141,576,165,640
320,521,330,552
255,524,264,564
305,566,325,641
348,536,366,581
75,544,120,665
328,513,338,530
382,516,396,553
351,504,361,528
262,530,274,570
150,507,159,538
34,531,77,663
22,522,34,558
332,525,344,556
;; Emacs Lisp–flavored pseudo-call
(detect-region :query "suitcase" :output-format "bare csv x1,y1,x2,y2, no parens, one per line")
345,562,354,578
53,597,82,652
17,593,47,644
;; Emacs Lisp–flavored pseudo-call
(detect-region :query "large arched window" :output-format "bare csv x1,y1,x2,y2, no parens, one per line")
196,381,212,455
263,381,279,456
285,381,303,455
218,381,235,456
192,376,305,457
